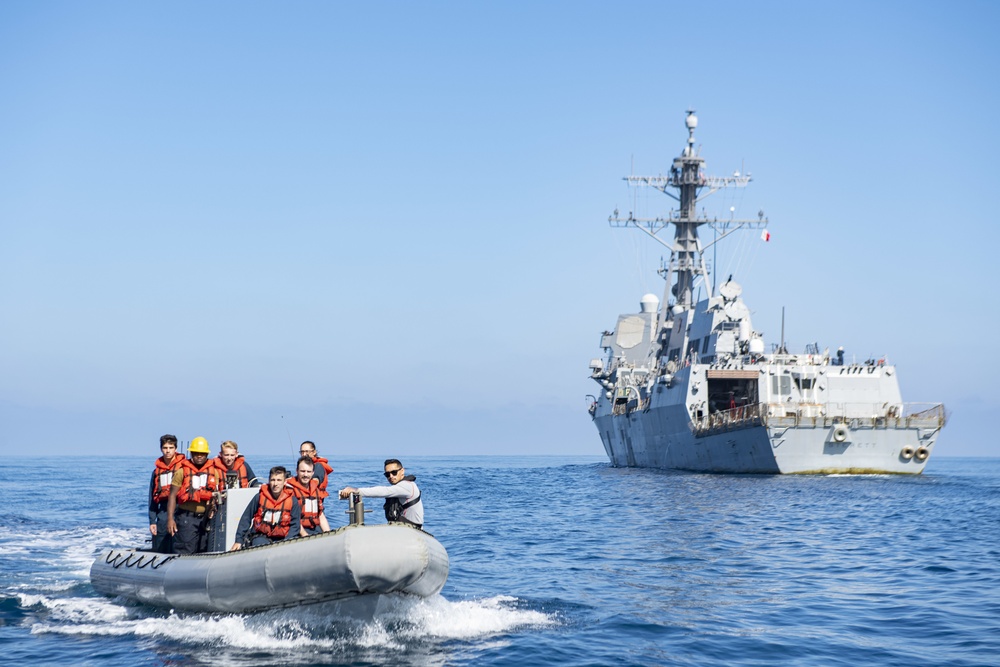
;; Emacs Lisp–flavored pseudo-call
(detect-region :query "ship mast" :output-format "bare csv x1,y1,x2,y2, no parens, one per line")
609,110,767,314
673,110,704,309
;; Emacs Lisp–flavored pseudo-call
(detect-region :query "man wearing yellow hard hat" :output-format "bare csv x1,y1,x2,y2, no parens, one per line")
166,437,222,554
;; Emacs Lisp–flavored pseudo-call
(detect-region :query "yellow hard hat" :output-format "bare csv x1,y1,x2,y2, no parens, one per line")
189,436,210,454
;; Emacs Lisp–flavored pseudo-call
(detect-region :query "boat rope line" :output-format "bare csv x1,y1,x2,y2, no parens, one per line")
104,551,178,569
147,555,177,569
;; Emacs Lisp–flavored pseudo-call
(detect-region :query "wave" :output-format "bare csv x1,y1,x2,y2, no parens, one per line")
28,592,556,666
4,519,556,664
33,593,554,638
0,525,145,583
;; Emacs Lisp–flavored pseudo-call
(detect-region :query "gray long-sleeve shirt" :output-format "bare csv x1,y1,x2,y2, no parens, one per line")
356,479,423,526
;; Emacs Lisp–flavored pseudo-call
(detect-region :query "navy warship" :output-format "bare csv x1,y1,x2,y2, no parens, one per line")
588,111,946,474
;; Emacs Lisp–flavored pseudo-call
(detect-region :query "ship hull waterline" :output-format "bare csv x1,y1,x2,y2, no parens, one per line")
594,405,942,475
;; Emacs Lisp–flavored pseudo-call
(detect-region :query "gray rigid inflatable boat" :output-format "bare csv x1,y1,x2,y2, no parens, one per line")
90,488,449,613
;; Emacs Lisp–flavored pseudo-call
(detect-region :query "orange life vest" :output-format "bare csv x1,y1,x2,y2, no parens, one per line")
287,477,324,530
313,456,334,496
213,455,253,488
253,486,296,539
175,459,221,505
152,453,186,503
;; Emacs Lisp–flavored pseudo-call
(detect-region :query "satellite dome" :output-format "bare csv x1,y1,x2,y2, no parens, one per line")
640,293,659,313
718,280,743,300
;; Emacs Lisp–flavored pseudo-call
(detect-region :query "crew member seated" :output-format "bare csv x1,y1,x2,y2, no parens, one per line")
286,456,331,536
230,466,301,550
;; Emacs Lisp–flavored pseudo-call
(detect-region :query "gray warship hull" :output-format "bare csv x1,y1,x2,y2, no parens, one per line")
594,386,945,474
588,111,945,474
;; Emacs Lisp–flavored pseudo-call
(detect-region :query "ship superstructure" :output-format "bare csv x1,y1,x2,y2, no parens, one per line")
588,111,945,473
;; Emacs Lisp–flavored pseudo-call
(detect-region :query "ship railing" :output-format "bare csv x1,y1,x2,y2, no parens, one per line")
763,352,828,366
902,403,947,420
764,402,947,429
692,403,765,437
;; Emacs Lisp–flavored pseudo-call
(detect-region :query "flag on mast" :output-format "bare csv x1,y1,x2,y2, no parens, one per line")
760,229,771,242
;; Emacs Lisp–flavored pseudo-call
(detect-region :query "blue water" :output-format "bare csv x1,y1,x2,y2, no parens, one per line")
1,455,998,666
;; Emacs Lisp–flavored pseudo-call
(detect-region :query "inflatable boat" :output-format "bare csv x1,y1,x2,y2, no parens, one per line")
90,489,449,613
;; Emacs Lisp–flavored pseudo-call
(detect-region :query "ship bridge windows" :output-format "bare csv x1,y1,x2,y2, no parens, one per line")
698,336,714,363
794,377,815,391
771,375,792,396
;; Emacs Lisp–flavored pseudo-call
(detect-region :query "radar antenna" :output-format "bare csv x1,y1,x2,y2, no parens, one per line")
608,110,768,317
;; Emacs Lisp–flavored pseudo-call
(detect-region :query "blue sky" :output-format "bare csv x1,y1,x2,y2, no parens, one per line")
1,1,997,458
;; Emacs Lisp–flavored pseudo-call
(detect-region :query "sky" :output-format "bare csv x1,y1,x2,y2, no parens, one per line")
1,1,998,458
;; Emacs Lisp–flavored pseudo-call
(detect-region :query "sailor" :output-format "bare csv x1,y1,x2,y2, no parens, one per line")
297,441,334,496
231,466,301,550
166,437,222,554
212,440,259,489
338,459,424,529
147,434,185,553
286,457,331,536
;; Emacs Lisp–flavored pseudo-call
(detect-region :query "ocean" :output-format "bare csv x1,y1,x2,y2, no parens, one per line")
1,454,998,666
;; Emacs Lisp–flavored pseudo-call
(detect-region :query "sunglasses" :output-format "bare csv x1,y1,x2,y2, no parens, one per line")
384,468,402,479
